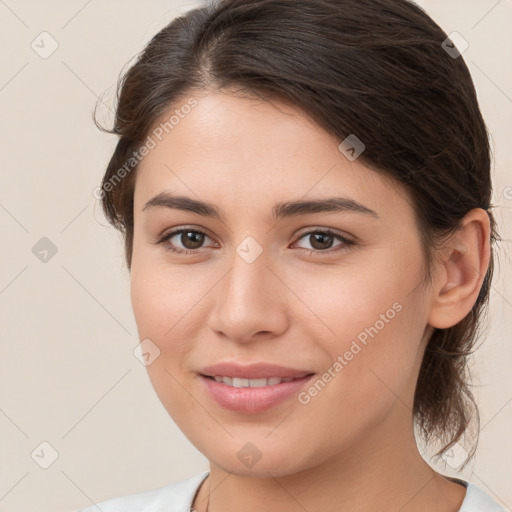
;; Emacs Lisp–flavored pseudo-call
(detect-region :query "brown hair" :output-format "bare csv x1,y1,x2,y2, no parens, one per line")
95,0,499,465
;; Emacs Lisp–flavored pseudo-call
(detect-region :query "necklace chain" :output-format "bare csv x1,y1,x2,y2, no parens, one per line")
205,474,211,512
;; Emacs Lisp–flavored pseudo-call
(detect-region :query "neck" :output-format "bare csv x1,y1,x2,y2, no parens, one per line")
193,410,466,512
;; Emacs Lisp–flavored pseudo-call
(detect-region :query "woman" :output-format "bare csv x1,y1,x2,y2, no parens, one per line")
78,0,504,510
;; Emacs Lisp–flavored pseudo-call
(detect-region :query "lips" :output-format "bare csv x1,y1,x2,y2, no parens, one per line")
198,362,315,414
210,376,296,388
199,361,312,380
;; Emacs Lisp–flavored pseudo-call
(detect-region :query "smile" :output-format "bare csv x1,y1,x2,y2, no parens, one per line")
209,376,298,387
200,373,316,414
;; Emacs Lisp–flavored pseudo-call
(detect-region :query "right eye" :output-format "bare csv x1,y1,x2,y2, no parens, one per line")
156,228,216,255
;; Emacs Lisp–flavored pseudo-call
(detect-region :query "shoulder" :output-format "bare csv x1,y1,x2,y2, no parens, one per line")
457,479,506,512
72,472,506,512
73,470,209,512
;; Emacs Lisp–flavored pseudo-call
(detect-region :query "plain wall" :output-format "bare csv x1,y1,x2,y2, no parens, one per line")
0,1,510,511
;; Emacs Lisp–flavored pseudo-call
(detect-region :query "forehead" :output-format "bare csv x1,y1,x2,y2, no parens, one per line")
139,90,337,172
133,91,408,220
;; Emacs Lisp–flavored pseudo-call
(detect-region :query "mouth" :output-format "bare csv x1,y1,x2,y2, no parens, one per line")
200,374,313,388
199,361,313,380
197,362,316,413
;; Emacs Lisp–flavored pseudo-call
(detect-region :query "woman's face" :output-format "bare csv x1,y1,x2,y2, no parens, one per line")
130,90,434,476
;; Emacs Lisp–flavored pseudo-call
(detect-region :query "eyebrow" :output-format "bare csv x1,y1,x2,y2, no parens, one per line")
142,192,379,221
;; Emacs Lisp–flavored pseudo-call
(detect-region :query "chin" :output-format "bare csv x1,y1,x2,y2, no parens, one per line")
214,458,300,478
202,440,314,479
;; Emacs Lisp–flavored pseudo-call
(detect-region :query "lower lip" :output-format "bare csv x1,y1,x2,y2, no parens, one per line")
199,374,315,414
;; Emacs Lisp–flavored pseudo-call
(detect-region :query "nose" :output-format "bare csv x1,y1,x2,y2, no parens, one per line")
208,242,289,343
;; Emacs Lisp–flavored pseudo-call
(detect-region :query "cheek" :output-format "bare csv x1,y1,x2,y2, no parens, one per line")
289,249,423,350
292,296,426,460
290,249,427,411
130,258,204,424
130,250,207,344
129,254,216,409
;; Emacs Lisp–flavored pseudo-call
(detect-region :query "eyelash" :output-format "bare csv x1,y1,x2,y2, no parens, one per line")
155,227,355,256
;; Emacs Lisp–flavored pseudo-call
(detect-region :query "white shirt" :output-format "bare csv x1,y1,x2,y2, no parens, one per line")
74,470,506,511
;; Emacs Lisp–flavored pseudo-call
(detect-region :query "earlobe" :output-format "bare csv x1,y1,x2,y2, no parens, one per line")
428,209,491,330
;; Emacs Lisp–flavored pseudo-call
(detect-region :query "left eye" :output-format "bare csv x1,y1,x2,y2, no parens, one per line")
156,228,354,255
294,230,353,252
159,229,213,254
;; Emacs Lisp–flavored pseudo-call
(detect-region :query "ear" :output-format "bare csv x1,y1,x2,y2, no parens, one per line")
428,208,491,329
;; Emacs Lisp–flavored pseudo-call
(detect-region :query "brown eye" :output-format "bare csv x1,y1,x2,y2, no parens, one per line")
156,227,355,256
307,232,335,250
179,231,206,250
158,229,213,254
294,229,354,254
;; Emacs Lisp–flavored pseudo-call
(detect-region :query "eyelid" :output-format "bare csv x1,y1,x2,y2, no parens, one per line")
155,224,213,241
294,226,354,242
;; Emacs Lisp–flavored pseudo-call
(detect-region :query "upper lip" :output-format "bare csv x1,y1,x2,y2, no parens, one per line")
200,362,313,380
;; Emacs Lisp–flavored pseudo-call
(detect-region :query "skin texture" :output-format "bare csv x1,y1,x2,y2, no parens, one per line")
129,90,490,512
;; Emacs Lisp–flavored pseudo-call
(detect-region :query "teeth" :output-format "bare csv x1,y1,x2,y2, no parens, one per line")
248,378,267,387
212,376,297,387
232,377,249,387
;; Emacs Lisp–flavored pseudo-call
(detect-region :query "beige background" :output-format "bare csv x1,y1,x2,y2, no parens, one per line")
0,1,510,511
